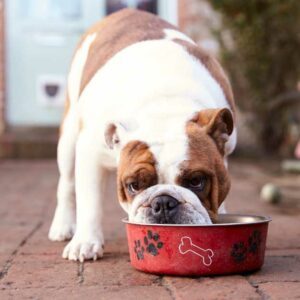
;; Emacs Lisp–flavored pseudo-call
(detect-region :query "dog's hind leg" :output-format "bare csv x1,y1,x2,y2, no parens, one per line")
49,101,79,241
48,32,96,242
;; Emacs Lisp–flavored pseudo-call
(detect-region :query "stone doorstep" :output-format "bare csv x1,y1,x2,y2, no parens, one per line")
0,126,58,158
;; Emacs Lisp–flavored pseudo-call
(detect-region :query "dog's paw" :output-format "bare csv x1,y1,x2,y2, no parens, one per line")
48,207,76,241
48,222,76,242
62,233,104,262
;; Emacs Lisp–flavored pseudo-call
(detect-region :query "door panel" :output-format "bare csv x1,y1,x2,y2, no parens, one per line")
6,0,95,126
6,0,177,126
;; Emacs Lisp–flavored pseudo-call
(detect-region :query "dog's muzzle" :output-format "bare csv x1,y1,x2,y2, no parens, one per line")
129,184,212,225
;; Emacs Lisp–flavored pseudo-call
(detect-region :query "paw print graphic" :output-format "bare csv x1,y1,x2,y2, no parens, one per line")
248,230,262,254
134,240,145,260
231,242,247,263
143,230,164,256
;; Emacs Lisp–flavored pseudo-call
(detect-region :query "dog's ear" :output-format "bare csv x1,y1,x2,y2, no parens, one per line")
192,108,233,154
104,122,128,150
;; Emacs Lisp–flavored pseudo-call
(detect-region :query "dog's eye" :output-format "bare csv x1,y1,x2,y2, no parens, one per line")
127,182,140,194
188,175,206,191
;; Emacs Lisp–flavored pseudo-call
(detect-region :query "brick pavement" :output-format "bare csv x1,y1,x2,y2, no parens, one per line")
0,159,299,300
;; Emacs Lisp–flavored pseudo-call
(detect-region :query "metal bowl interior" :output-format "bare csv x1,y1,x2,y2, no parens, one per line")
122,213,271,227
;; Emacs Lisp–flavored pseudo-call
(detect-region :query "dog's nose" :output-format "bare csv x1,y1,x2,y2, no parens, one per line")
151,195,179,222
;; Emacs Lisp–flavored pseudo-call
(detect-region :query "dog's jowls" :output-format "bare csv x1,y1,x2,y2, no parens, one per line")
48,9,237,261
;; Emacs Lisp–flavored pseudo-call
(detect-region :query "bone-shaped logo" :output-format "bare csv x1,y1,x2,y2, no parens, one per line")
178,236,214,266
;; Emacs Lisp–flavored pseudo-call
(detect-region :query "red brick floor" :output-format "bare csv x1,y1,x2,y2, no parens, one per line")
0,159,299,300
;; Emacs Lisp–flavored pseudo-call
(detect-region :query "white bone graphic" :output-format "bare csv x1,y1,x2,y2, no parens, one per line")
179,236,214,266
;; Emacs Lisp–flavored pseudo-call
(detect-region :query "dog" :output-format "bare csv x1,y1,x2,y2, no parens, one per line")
49,9,237,262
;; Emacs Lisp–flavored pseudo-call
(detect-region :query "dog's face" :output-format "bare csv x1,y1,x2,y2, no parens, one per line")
106,108,233,224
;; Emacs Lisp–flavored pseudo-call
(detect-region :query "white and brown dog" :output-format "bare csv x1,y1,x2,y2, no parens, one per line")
49,9,237,262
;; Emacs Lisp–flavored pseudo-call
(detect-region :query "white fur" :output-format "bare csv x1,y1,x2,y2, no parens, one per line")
49,33,96,243
218,202,227,214
129,184,212,224
68,33,96,104
62,129,104,261
82,38,236,165
164,28,196,44
48,107,79,241
50,35,236,261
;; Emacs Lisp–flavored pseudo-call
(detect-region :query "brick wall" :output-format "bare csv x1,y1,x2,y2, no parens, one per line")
0,0,5,134
178,0,220,56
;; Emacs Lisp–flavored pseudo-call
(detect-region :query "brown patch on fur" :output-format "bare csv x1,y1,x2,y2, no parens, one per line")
174,39,235,114
178,121,231,221
192,108,234,155
79,9,176,96
117,140,158,203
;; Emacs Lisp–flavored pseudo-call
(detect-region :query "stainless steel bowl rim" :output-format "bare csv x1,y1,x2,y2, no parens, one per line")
122,213,272,227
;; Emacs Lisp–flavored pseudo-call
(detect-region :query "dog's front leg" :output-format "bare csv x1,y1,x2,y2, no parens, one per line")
63,130,104,261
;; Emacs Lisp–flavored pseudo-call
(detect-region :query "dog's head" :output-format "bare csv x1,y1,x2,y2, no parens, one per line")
105,108,234,224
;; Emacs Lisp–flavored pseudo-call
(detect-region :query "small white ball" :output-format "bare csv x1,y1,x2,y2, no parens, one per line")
260,183,281,204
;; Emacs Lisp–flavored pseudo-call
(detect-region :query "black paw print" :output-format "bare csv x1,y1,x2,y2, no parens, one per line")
248,230,262,254
134,240,145,260
133,230,164,260
231,242,247,263
143,230,164,256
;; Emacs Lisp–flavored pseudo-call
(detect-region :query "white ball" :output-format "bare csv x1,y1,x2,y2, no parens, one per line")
260,183,281,204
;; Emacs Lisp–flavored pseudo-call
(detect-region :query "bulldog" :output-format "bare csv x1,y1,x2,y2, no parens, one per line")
49,9,237,261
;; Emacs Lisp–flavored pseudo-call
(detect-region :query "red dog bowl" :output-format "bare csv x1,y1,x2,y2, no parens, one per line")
124,214,271,276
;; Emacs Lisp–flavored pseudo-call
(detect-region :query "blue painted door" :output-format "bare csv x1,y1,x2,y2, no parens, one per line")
6,0,177,126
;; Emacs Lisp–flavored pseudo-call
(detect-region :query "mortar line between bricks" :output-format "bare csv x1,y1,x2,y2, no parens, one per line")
161,277,177,300
249,280,300,284
0,181,54,281
245,276,269,300
0,221,43,281
77,262,84,285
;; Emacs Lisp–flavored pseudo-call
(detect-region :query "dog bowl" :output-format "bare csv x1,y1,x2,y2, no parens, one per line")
123,214,271,276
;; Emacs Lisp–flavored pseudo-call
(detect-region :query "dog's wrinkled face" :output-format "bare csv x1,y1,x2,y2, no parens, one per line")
108,108,233,224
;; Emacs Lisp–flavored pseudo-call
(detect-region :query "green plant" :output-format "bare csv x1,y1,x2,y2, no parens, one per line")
211,0,300,153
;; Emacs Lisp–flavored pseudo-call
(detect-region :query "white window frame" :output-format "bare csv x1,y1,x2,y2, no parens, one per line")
100,0,178,25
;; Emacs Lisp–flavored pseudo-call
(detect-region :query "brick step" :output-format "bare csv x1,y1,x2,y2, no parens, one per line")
0,127,58,158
